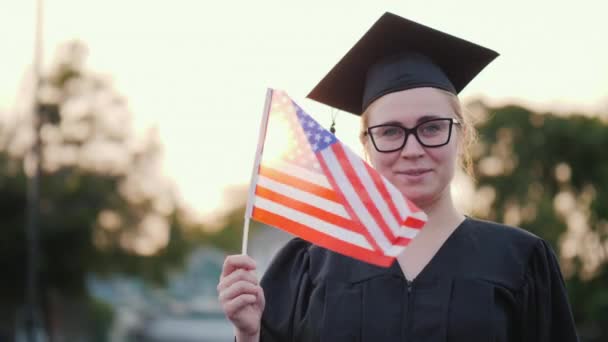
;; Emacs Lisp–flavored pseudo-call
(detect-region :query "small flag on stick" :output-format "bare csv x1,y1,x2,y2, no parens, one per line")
243,89,426,267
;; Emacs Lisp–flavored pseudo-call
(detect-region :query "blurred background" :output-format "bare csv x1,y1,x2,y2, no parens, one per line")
0,0,607,341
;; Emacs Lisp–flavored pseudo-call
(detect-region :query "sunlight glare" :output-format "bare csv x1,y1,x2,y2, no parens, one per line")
261,110,293,166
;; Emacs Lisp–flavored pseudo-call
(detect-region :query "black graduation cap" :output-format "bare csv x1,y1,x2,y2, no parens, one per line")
307,12,499,115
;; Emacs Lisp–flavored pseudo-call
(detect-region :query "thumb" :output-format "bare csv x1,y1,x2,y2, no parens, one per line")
257,286,266,308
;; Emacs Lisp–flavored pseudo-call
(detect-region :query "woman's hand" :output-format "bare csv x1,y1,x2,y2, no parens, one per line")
218,255,265,340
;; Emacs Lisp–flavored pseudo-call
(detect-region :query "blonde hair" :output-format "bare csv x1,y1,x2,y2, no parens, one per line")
359,88,477,178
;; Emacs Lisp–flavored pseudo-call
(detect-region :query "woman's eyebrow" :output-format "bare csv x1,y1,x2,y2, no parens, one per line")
377,120,404,126
377,115,443,126
416,114,441,123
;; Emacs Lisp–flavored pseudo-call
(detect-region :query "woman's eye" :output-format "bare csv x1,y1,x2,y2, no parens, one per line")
381,127,401,136
420,122,444,135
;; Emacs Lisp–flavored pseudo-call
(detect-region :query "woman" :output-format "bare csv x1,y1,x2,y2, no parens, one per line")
217,12,579,342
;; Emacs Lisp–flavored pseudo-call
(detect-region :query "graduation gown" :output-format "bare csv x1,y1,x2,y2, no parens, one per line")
258,217,579,341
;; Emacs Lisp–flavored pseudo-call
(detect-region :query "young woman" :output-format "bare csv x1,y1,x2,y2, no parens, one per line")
217,12,579,342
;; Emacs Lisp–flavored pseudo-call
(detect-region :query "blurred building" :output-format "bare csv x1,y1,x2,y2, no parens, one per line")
87,224,292,341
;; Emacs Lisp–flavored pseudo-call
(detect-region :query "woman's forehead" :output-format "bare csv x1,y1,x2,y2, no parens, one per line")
366,88,454,125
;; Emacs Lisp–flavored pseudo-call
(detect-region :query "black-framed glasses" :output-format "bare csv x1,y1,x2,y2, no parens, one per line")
365,118,460,153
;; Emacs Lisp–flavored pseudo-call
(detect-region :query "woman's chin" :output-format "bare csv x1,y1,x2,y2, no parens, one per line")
400,190,433,207
399,184,450,210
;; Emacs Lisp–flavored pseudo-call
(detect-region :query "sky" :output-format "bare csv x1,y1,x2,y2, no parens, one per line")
1,0,607,220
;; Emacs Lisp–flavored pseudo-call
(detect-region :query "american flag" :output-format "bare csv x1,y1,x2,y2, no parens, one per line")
249,90,426,267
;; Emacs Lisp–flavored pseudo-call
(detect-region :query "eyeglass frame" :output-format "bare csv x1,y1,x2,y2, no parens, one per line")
363,117,461,153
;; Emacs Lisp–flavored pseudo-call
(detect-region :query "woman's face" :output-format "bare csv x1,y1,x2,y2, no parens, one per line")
364,87,460,208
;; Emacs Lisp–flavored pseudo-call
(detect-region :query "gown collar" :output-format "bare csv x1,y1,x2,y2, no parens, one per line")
347,217,470,283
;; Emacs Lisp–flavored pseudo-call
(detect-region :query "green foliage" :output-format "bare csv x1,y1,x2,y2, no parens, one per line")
188,205,263,254
471,102,608,340
0,41,204,336
200,206,247,254
87,297,114,342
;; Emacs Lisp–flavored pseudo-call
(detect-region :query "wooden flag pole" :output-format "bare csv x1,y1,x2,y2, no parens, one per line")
242,88,274,255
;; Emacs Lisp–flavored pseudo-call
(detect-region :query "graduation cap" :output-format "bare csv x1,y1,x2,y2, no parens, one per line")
307,12,499,115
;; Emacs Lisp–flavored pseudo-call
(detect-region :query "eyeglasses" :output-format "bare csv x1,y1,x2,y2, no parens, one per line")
365,118,460,153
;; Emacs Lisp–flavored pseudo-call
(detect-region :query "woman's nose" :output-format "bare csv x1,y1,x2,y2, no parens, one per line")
400,133,425,158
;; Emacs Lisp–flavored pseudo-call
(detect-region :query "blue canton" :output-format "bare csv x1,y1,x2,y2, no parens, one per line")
292,101,337,153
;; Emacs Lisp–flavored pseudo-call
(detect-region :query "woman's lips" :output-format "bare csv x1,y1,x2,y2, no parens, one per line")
400,168,431,175
395,168,432,182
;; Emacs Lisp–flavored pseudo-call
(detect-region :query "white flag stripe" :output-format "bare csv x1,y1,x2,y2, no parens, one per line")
397,225,421,239
254,196,373,250
381,177,426,237
383,177,409,220
344,147,402,238
257,175,350,219
386,244,408,257
266,161,331,189
381,176,428,228
320,148,393,254
411,211,428,221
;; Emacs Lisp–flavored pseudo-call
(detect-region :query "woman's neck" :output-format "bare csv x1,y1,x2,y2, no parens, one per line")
416,187,464,232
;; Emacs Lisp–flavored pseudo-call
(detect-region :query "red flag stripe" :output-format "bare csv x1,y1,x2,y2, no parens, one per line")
255,186,412,249
316,153,384,253
361,164,423,238
381,176,424,219
320,147,395,255
253,196,372,250
329,143,400,249
262,161,331,189
363,162,407,226
254,186,357,233
395,237,414,247
319,147,406,256
252,207,395,267
341,145,413,240
259,165,341,203
260,165,340,203
404,216,426,229
256,175,349,219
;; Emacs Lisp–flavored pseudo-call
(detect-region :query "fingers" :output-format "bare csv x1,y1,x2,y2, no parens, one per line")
221,255,256,278
223,294,257,320
217,255,265,334
217,268,258,292
217,254,263,308
218,280,260,303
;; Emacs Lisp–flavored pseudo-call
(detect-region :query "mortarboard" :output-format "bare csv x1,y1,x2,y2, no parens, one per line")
307,12,499,115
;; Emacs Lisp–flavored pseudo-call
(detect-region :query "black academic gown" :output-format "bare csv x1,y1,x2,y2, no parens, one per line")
258,217,579,342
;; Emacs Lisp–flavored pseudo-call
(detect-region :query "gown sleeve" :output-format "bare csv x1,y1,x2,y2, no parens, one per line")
521,239,579,342
258,238,313,342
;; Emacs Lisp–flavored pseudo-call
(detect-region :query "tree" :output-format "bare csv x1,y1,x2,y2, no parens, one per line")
0,41,201,339
468,101,608,341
